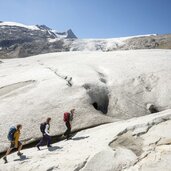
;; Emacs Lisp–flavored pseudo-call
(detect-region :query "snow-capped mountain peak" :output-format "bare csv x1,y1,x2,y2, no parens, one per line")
0,21,40,30
0,21,77,39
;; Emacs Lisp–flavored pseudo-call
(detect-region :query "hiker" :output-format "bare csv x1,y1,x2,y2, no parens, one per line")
3,124,23,164
36,117,52,150
63,109,75,140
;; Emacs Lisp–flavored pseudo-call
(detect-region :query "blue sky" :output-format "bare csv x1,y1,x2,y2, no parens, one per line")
0,0,170,38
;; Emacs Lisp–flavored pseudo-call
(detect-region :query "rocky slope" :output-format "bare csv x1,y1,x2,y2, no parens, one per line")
0,49,171,153
0,21,77,58
0,109,171,171
0,22,171,58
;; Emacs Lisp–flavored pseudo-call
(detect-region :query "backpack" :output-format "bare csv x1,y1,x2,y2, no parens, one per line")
64,112,69,122
40,122,47,133
69,113,73,121
63,112,73,122
7,126,17,141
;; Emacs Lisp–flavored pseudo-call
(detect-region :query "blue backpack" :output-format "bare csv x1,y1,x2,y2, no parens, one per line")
7,126,17,141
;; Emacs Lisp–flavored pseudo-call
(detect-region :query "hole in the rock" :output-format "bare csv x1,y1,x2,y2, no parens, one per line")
83,83,109,115
92,102,98,110
146,104,159,114
89,91,109,114
149,107,159,113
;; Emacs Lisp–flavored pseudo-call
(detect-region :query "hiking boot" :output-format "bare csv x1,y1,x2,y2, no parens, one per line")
47,145,52,148
61,134,66,139
67,137,72,140
17,152,23,156
3,157,8,164
36,145,40,151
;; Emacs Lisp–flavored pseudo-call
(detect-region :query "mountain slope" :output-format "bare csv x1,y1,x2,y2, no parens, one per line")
0,21,77,58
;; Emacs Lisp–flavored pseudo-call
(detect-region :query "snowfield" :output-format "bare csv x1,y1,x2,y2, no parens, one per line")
0,21,40,30
0,49,171,170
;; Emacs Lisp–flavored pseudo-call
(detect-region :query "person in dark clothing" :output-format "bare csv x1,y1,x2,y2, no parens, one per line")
36,117,52,150
64,121,71,139
63,109,75,140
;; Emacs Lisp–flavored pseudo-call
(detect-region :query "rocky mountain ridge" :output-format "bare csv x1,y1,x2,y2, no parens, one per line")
0,21,171,58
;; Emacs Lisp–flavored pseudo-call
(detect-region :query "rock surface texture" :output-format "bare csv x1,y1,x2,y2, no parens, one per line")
0,50,171,154
0,110,171,171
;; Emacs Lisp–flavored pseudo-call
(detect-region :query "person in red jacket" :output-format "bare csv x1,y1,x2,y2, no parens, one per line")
63,109,75,140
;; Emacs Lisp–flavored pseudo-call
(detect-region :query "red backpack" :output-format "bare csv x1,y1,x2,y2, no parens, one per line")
63,112,70,122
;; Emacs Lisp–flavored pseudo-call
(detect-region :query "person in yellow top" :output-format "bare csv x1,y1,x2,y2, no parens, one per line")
3,124,23,164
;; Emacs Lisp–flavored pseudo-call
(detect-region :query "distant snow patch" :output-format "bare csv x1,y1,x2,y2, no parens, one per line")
0,22,40,30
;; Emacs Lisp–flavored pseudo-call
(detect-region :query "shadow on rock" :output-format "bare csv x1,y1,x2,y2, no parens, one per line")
48,146,63,152
14,155,30,161
72,136,90,141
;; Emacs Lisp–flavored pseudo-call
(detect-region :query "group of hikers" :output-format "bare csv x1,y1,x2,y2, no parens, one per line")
2,109,76,164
